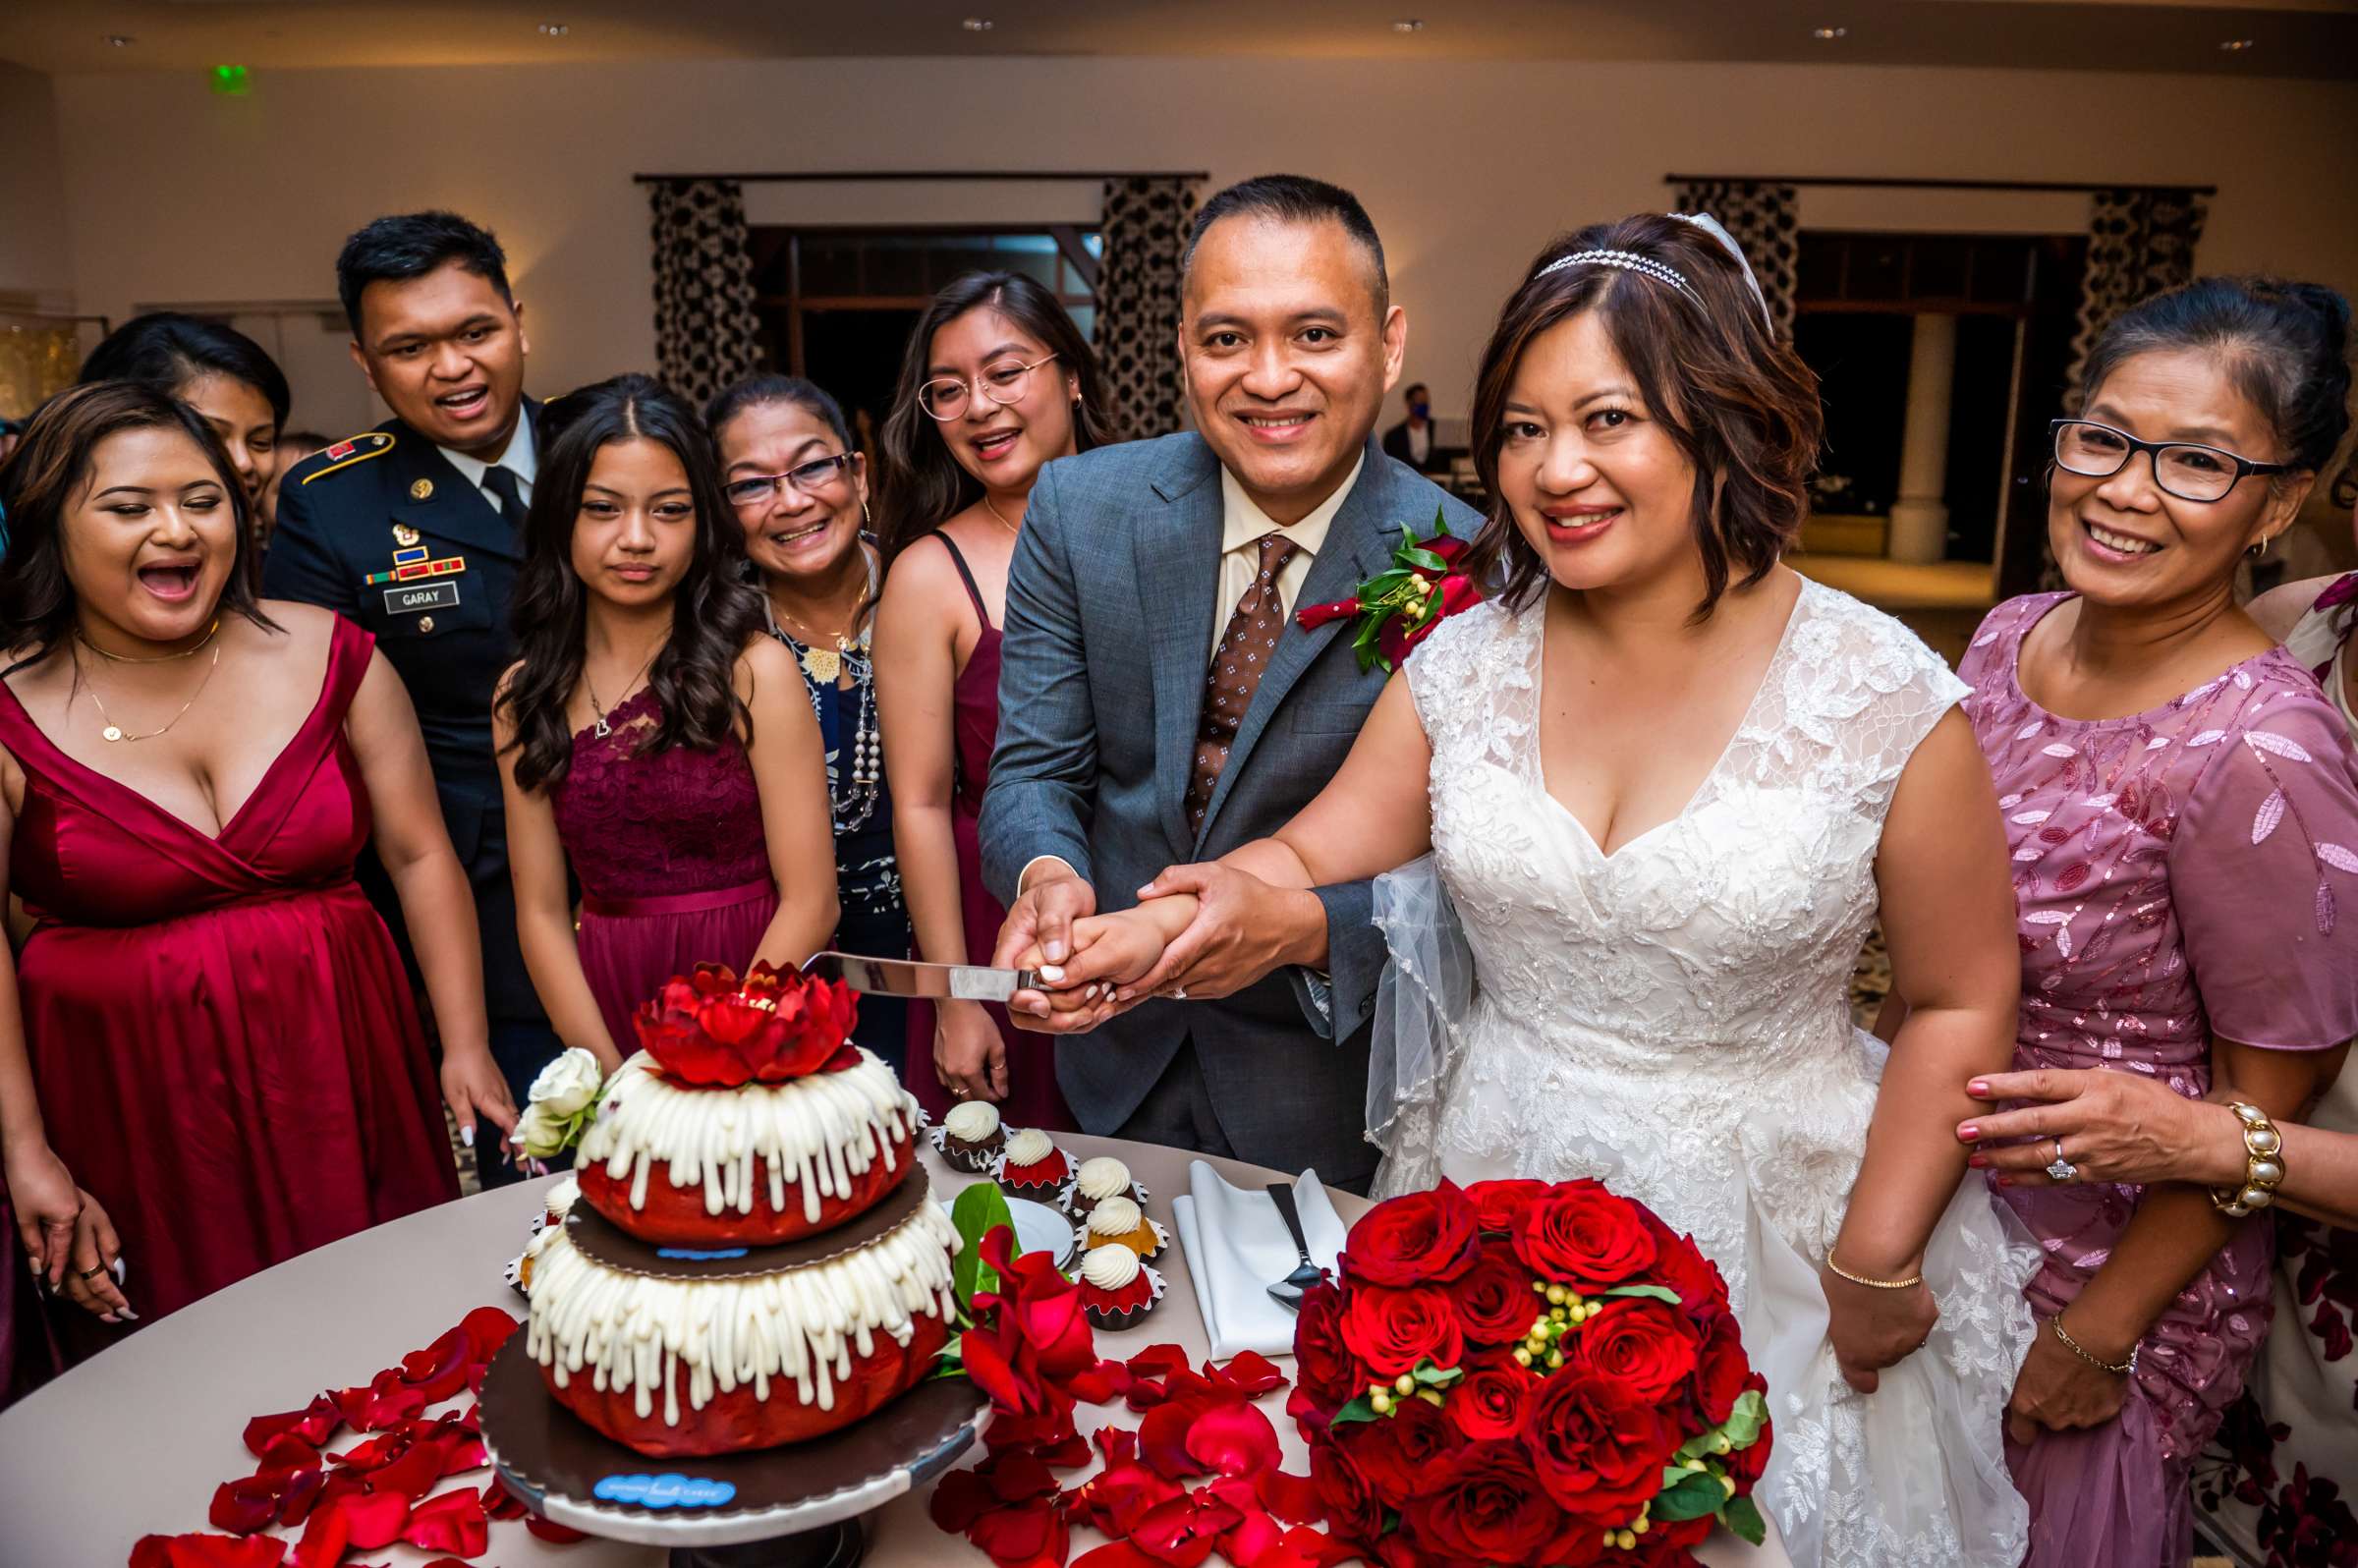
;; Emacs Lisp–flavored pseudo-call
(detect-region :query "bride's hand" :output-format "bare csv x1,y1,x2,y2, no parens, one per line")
1820,1263,1937,1393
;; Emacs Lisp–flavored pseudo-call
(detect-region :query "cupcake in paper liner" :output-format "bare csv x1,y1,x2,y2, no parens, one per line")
930,1099,1003,1174
1071,1194,1168,1262
1078,1242,1165,1331
1058,1155,1149,1222
991,1127,1072,1200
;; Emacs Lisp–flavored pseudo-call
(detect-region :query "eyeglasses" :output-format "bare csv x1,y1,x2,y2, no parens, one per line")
723,452,859,508
2050,420,2294,504
920,353,1061,421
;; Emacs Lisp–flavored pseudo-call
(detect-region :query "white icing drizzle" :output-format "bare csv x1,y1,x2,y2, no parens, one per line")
578,1048,920,1223
943,1101,1000,1143
1081,1243,1141,1291
525,1191,961,1428
1001,1128,1054,1166
1075,1157,1131,1202
1086,1195,1144,1237
544,1176,582,1219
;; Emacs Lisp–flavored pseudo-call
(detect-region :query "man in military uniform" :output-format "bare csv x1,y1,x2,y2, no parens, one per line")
264,210,554,1186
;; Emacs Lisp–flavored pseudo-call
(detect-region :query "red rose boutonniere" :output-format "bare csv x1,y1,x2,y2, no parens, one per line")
1296,509,1483,673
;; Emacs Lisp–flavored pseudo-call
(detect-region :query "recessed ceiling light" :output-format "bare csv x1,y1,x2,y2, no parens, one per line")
537,22,569,35
963,17,994,30
1392,19,1426,31
104,33,134,46
1812,26,1848,40
2218,37,2255,50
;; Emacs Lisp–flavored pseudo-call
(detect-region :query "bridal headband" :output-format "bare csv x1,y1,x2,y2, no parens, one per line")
1533,211,1775,330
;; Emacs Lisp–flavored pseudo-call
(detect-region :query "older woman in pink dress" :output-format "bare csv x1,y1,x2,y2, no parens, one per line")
1954,276,2358,1567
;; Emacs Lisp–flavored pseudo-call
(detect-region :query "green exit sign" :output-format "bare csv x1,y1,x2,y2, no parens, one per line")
211,65,250,96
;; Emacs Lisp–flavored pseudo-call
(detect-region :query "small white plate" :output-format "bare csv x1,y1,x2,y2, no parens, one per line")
943,1187,1078,1272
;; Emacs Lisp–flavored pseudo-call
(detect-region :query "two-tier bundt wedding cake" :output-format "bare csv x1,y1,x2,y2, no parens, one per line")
522,964,959,1457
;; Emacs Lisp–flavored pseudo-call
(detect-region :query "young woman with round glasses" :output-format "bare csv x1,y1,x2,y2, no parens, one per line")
708,373,912,1070
871,271,1116,1124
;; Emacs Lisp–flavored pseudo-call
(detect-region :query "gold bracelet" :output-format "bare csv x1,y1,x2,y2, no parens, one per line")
2050,1312,2137,1376
1825,1255,1925,1291
2211,1101,2286,1217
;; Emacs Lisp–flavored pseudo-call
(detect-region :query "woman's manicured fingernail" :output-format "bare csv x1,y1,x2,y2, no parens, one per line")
461,1124,476,1148
112,1259,126,1284
117,1307,138,1321
100,1314,119,1324
1993,1176,2012,1187
1967,1154,1988,1168
1039,963,1065,981
1116,988,1133,1003
1958,1124,1980,1141
1137,884,1155,899
1044,942,1068,964
1086,983,1101,999
1967,1081,1991,1097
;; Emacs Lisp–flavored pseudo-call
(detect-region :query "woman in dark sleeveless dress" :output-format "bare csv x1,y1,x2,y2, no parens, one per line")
872,271,1117,1125
0,383,506,1372
494,376,837,1073
709,374,911,1072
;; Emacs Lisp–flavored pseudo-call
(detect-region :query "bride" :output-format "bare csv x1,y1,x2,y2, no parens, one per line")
1038,214,2038,1565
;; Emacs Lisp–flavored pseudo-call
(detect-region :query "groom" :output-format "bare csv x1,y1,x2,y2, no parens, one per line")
980,174,1481,1191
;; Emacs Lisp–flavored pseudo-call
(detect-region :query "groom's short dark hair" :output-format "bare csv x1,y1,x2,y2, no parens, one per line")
1182,174,1388,312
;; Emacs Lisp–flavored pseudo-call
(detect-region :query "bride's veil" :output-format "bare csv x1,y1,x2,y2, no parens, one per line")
1367,854,1476,1194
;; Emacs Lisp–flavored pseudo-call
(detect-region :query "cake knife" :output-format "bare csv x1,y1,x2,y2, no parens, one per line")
802,951,1042,1003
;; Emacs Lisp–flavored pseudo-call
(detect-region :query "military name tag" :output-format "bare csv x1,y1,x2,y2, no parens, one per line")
384,582,461,615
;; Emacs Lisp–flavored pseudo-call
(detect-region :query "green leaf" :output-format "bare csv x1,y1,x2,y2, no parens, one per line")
1597,1284,1682,1306
1329,1396,1379,1428
949,1183,1017,1309
1410,1359,1464,1388
1400,546,1448,575
926,1330,970,1382
1430,505,1454,539
1675,1387,1770,1462
1650,1468,1728,1523
1721,1494,1768,1546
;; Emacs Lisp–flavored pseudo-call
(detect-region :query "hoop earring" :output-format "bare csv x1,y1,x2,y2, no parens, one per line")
2248,533,2274,559
861,496,873,531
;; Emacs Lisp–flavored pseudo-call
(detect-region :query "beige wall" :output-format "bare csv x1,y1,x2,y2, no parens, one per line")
0,60,73,303
42,55,2358,418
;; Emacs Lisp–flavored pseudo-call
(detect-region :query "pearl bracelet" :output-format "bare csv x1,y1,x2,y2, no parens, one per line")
2211,1101,2286,1218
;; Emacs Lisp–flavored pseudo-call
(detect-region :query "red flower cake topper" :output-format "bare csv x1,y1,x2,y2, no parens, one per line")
632,961,861,1088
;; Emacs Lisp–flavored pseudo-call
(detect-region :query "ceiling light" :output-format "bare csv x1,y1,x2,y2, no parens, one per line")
2218,37,2255,50
1812,26,1848,40
104,33,133,47
963,17,994,30
537,22,569,35
1392,19,1426,31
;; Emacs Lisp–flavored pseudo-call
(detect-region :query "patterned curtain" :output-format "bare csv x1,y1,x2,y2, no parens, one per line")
2064,187,2209,406
647,178,766,408
1094,176,1201,437
1670,179,1801,339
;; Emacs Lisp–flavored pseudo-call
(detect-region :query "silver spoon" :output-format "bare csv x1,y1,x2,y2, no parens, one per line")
1264,1183,1326,1312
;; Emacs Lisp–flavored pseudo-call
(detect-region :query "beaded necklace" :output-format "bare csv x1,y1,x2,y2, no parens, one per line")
764,541,881,834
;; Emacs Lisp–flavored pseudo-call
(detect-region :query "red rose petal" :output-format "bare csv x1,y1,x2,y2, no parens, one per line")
403,1488,489,1555
455,1307,521,1366
525,1514,590,1543
1253,1466,1323,1525
398,1327,474,1402
478,1479,528,1522
243,1394,341,1458
130,1536,291,1568
1073,1545,1163,1568
1208,1351,1288,1399
1185,1402,1280,1478
205,1477,281,1537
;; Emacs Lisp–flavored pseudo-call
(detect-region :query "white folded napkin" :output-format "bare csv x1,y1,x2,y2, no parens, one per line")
1170,1159,1349,1361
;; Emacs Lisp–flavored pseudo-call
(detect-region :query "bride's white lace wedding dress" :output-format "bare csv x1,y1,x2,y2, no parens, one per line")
1374,580,2037,1568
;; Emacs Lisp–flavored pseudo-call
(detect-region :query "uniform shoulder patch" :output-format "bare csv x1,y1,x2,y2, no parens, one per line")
299,429,398,485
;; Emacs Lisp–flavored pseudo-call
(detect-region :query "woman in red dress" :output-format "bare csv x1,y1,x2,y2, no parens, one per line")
872,271,1116,1127
0,382,512,1367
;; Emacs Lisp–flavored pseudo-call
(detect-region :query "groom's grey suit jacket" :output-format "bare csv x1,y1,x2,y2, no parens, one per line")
980,431,1482,1185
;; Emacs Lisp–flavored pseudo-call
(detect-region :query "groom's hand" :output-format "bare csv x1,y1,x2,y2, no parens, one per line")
1121,863,1325,1003
994,863,1101,1032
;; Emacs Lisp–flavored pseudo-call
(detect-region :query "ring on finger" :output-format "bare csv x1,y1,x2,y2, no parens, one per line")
78,1264,107,1281
2045,1138,2078,1183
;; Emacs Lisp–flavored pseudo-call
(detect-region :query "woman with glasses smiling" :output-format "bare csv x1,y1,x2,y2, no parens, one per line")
872,271,1116,1124
1932,276,2358,1566
708,373,912,1070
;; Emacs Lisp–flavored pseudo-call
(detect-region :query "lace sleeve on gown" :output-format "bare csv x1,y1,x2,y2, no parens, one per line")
2170,679,2358,1051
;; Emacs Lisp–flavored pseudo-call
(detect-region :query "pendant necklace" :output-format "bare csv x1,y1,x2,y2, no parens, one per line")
770,546,877,688
77,637,225,743
585,639,664,740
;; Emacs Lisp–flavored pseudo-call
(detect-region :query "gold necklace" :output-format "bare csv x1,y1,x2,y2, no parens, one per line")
769,546,877,684
78,639,224,743
75,619,220,664
982,493,1022,536
585,639,666,740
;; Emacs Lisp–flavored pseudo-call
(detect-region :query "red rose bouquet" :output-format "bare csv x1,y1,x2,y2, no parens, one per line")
1293,1178,1771,1565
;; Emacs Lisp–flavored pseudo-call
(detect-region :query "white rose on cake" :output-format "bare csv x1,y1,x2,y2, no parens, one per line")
529,1047,606,1117
514,1099,574,1160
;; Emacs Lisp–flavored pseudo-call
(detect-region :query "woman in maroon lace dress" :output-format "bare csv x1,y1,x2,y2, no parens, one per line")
0,383,508,1376
494,376,837,1072
872,271,1116,1124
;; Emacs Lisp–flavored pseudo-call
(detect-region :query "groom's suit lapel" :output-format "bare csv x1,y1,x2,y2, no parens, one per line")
1194,439,1396,850
1137,437,1227,857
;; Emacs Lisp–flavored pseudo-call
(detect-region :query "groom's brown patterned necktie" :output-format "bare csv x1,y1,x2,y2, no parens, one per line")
1186,532,1301,837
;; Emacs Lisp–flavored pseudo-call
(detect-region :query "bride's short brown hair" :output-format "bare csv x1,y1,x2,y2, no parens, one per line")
1460,213,1823,619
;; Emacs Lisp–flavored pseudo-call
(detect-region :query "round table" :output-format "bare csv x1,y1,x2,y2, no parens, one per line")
0,1133,1780,1566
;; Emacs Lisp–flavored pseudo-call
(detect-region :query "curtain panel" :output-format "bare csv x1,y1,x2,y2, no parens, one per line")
1093,176,1201,438
2064,187,2210,407
1670,179,1801,340
648,178,766,409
